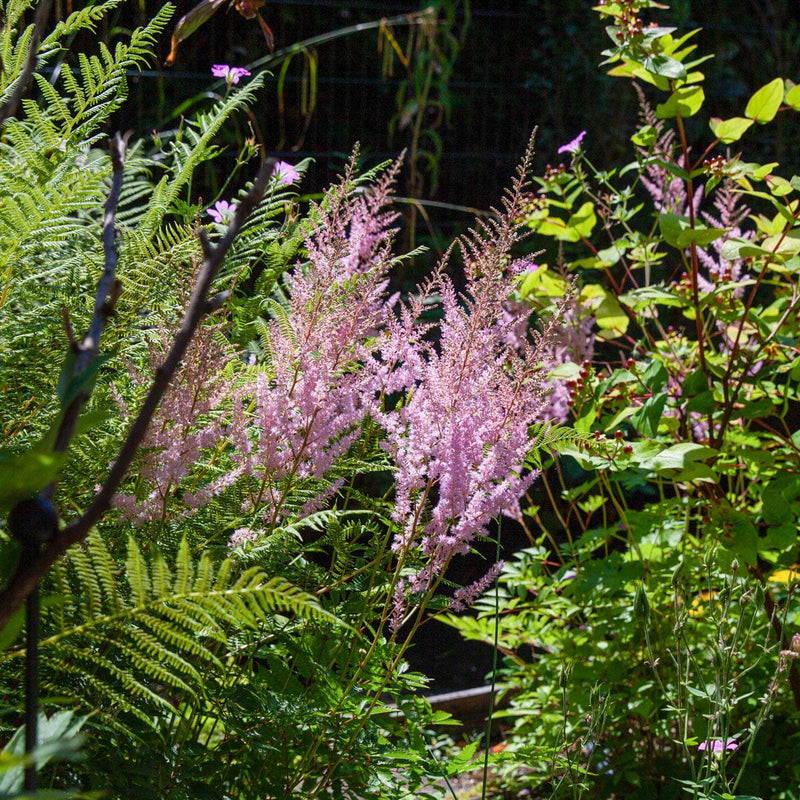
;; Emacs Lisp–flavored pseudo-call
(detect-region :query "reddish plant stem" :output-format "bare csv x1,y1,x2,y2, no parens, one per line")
673,109,707,376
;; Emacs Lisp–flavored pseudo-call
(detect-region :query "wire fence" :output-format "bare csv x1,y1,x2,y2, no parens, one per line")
110,0,800,236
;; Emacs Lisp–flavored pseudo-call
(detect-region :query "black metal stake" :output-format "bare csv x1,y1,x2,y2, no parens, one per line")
8,496,58,794
24,580,39,792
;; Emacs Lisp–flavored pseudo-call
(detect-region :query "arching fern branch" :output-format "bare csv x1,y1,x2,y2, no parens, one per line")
0,533,341,727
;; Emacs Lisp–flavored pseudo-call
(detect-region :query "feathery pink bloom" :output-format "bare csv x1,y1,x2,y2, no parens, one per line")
376,161,557,618
224,159,402,524
111,325,233,524
450,561,506,611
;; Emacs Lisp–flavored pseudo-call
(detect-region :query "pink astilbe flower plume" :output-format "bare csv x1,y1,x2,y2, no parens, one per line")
111,323,234,524
379,139,561,624
223,153,404,528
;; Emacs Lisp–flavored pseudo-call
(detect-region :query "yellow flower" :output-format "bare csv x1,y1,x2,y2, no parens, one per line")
689,590,716,617
768,568,800,585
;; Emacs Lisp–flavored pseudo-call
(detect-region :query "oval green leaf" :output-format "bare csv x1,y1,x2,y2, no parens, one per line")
786,82,800,110
745,77,784,123
709,116,754,144
656,86,704,119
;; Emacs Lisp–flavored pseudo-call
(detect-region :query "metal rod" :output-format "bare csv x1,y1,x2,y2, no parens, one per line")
23,579,39,792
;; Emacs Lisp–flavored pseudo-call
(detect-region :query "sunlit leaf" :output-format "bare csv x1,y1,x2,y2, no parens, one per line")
656,86,704,118
165,0,227,66
745,77,784,123
709,116,754,144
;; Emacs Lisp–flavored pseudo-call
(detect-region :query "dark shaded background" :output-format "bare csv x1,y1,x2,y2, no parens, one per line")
105,0,800,227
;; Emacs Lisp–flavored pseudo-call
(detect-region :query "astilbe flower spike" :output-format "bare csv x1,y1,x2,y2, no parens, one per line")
378,138,561,625
111,323,233,524
221,154,404,529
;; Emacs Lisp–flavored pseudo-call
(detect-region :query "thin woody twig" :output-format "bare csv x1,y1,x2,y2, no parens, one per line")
49,132,130,463
0,0,53,126
0,157,275,631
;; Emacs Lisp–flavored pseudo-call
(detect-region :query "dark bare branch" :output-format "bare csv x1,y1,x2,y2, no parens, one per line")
0,158,275,630
0,0,54,126
49,132,129,460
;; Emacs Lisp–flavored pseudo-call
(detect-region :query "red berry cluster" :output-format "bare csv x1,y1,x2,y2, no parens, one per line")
543,163,568,183
565,360,593,407
702,154,728,179
614,2,644,42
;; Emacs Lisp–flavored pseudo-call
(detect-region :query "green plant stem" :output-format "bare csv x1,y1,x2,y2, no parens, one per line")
481,517,502,800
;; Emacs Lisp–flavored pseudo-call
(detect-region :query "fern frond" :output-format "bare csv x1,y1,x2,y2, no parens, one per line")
526,421,580,469
0,533,341,728
140,73,266,235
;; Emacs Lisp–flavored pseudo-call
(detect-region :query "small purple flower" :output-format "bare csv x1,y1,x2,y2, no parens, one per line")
557,130,587,155
271,161,301,185
698,738,738,753
207,200,237,224
211,64,251,86
511,259,539,275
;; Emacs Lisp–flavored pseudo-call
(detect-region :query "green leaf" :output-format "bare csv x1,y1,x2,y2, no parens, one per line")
763,523,797,551
0,606,24,652
656,86,704,118
631,124,657,147
0,450,67,515
709,116,755,144
619,285,687,310
763,230,800,256
761,475,800,525
766,174,794,196
740,395,775,418
580,284,628,338
683,369,709,395
745,77,784,123
0,711,87,795
563,201,597,241
719,237,772,260
786,82,800,110
56,353,112,409
658,214,727,248
642,360,668,392
637,443,717,473
715,508,758,564
642,52,687,80
630,393,668,437
686,390,714,414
